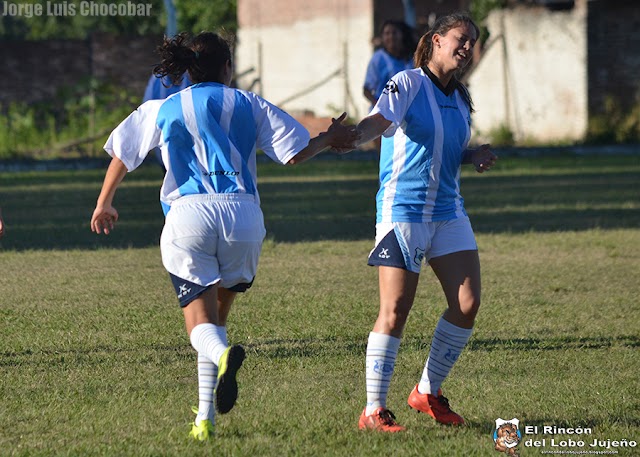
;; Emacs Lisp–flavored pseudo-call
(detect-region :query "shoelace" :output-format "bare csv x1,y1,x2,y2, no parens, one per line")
377,409,399,426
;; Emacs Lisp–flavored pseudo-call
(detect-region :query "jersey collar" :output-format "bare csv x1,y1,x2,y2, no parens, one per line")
421,66,456,96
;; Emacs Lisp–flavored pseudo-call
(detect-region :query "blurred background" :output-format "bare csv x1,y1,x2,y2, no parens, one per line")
0,0,638,159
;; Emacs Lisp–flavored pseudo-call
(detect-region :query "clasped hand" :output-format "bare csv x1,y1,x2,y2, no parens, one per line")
325,112,360,153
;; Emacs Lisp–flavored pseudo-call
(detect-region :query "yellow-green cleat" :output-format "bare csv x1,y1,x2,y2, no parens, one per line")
189,418,214,441
189,406,214,441
215,345,246,414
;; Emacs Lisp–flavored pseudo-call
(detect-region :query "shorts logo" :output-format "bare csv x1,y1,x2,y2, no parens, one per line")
373,359,394,375
414,247,425,266
493,418,521,456
378,248,391,259
178,283,192,299
382,80,399,95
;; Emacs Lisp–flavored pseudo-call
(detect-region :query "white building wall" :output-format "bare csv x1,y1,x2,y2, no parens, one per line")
236,7,373,120
468,5,588,143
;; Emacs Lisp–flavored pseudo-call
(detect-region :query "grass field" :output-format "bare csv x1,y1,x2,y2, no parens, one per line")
0,154,638,456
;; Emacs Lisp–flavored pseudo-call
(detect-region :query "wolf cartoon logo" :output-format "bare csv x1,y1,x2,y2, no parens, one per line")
493,418,521,456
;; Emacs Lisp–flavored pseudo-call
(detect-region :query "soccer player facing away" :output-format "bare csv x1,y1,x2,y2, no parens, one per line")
90,32,356,441
349,13,497,432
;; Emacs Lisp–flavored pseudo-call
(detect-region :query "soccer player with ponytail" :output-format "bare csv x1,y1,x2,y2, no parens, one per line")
350,13,498,432
90,31,356,441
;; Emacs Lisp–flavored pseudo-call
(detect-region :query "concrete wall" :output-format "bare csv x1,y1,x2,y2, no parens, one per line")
236,0,374,120
467,3,588,143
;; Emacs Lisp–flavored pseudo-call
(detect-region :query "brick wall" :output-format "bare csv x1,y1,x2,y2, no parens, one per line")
0,34,163,106
1,40,90,106
587,0,640,115
238,0,369,27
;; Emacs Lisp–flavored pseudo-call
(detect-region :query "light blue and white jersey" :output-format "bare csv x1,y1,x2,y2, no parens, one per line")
364,49,414,101
370,67,472,223
104,82,310,215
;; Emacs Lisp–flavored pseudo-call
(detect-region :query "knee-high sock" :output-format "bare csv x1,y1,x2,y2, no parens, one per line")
190,323,228,367
195,353,218,425
417,317,473,395
190,324,228,425
365,332,401,415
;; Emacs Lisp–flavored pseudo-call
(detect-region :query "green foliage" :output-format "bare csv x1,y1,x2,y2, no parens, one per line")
486,123,515,146
176,0,238,34
0,0,239,40
0,79,139,158
587,96,640,144
0,0,165,40
470,0,508,42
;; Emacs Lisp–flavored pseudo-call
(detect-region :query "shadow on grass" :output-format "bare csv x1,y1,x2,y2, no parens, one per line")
0,160,638,250
243,334,639,359
2,334,636,368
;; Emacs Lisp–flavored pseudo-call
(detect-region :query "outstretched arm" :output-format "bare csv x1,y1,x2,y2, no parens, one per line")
326,113,392,154
353,113,392,147
288,112,359,165
90,157,128,235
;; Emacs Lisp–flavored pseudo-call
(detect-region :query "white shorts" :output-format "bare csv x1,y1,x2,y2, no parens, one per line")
368,217,477,273
160,194,266,293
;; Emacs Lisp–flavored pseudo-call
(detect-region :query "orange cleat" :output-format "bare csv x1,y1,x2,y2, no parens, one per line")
358,407,406,432
407,385,464,425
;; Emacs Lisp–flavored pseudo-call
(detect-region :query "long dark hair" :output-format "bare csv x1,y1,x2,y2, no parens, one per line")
414,13,479,112
153,31,233,85
380,20,417,61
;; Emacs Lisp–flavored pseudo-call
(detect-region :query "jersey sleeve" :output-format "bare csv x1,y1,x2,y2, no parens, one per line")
248,93,310,165
104,100,163,171
369,71,413,137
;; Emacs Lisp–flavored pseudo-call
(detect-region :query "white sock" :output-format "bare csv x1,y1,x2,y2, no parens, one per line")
417,317,473,395
191,324,227,426
195,353,218,425
190,323,228,367
365,332,401,415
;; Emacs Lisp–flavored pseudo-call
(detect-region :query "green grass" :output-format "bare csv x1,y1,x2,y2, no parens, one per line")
0,155,639,456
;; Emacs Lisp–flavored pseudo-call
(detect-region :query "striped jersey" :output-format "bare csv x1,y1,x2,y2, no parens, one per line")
370,67,472,223
104,82,310,215
364,49,414,101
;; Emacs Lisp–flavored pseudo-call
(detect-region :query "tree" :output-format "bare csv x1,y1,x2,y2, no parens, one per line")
176,0,238,35
0,0,238,40
470,0,508,42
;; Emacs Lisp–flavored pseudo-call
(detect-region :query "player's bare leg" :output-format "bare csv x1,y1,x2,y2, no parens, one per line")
360,266,419,432
429,249,481,329
408,250,481,425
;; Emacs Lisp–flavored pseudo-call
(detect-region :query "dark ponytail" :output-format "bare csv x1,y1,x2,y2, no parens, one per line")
153,31,232,85
414,12,479,112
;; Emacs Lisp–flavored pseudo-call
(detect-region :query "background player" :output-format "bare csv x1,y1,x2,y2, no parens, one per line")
363,20,416,108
